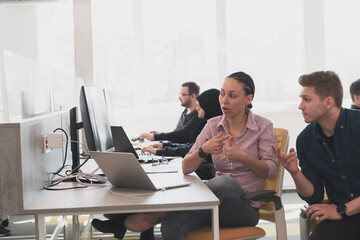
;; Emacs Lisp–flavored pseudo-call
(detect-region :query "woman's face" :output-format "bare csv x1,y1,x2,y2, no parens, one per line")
219,77,253,119
196,104,205,119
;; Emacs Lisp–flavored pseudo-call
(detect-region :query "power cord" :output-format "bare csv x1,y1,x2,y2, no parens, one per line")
51,128,69,175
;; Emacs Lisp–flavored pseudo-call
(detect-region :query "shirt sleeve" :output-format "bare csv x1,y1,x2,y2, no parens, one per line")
258,123,279,179
156,143,193,158
296,134,325,204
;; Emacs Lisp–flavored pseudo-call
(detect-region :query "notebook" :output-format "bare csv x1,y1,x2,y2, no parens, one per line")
90,151,190,191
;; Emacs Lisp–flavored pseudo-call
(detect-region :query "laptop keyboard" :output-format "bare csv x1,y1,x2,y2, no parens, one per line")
136,150,158,163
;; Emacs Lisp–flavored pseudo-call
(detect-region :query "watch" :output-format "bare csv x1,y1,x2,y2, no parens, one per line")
336,204,347,219
198,146,207,158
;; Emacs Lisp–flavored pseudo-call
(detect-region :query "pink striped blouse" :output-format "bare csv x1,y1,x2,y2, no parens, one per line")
186,109,278,208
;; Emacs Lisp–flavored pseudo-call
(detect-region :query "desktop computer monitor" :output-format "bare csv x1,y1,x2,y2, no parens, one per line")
70,86,114,172
79,86,114,152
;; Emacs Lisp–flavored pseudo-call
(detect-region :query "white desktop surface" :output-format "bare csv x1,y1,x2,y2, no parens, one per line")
23,159,220,240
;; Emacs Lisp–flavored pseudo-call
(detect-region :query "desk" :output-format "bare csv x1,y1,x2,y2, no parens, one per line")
23,168,220,240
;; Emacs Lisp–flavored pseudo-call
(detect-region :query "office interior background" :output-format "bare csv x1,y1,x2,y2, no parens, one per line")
0,0,359,189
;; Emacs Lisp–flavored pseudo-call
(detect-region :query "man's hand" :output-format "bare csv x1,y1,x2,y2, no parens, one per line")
271,145,299,175
138,133,155,141
307,204,342,224
202,132,230,155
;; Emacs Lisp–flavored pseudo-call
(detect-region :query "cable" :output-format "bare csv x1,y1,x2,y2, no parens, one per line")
51,128,69,175
44,169,109,190
65,154,91,176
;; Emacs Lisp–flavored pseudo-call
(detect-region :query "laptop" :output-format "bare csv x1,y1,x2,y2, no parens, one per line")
110,126,173,163
90,151,191,191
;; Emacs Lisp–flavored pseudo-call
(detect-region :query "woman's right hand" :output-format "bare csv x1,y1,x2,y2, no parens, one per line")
141,146,157,155
202,132,230,155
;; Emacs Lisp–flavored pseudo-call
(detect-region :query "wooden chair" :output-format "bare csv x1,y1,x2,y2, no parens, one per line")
186,128,289,240
299,191,329,240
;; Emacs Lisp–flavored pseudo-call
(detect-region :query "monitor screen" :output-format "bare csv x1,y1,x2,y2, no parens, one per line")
79,86,114,152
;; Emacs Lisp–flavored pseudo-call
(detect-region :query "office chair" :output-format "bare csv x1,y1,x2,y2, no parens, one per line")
299,191,329,240
185,128,289,240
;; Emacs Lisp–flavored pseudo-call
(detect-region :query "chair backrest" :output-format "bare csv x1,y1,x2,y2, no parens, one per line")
260,128,289,215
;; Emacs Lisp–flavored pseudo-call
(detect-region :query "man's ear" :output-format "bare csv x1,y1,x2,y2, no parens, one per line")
325,96,335,109
354,94,360,102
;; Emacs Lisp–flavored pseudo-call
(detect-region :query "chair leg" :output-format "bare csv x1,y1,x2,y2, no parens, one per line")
299,212,310,240
274,207,287,240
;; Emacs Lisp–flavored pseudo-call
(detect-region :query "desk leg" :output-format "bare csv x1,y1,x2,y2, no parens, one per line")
73,215,80,240
212,206,219,240
35,214,46,240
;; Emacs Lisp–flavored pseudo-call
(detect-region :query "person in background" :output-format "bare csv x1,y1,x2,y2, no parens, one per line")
349,79,360,109
137,82,204,143
272,71,360,240
124,71,278,240
141,88,223,180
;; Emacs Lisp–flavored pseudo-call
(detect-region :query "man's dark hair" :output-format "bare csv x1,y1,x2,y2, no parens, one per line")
299,71,343,108
182,82,200,96
349,79,360,102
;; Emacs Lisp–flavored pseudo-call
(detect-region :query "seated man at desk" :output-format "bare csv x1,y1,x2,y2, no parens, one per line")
137,82,204,143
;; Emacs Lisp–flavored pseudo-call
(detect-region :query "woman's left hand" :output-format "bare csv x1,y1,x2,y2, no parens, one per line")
224,136,247,163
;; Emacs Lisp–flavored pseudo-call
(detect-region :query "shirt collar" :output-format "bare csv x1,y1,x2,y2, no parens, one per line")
313,107,345,139
216,108,258,133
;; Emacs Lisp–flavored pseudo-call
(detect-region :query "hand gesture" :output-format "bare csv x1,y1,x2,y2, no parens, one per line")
224,136,246,163
202,132,230,155
271,145,299,175
150,131,159,134
306,203,342,224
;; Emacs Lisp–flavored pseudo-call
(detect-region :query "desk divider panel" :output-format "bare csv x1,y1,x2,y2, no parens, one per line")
0,111,69,215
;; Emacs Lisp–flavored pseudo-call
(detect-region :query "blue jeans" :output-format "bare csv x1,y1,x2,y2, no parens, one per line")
161,175,260,240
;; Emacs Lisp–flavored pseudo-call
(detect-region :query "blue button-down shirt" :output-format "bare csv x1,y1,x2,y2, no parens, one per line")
296,108,360,205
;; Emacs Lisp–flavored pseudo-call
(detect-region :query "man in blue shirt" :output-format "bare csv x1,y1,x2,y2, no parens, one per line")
272,71,360,240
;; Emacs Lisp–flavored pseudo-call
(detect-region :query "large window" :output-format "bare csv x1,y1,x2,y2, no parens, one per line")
226,0,304,104
324,0,360,100
91,0,360,114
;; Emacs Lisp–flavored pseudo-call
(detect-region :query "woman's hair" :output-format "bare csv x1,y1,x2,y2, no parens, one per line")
299,71,343,108
197,88,222,121
226,71,255,108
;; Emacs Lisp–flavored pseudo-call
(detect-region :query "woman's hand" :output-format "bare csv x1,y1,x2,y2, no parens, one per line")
224,136,247,163
141,146,156,155
202,132,230,155
150,142,164,149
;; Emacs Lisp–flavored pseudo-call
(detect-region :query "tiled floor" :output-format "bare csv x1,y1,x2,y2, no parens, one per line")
0,190,306,240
